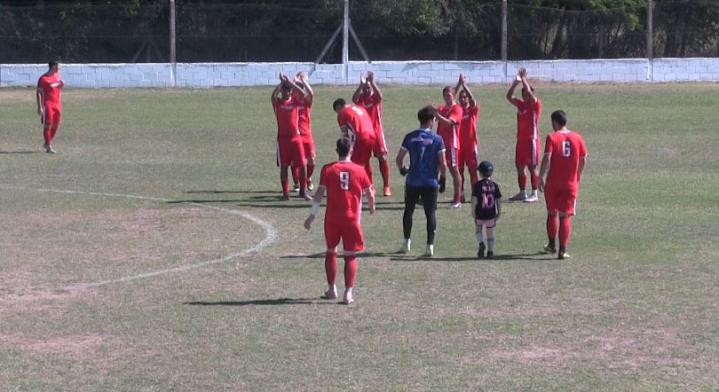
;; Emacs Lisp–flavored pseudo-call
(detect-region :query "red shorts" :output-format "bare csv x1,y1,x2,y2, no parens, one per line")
544,186,578,215
324,218,365,253
515,139,540,167
43,105,62,127
350,134,376,168
372,130,388,157
276,137,306,168
458,142,478,172
301,134,316,160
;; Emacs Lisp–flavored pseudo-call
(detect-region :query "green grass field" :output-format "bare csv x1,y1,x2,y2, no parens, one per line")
1,83,718,391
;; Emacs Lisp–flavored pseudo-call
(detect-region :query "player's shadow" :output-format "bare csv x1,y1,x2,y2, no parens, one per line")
184,297,331,306
0,150,42,154
281,251,396,260
389,252,546,262
167,194,312,209
185,190,276,194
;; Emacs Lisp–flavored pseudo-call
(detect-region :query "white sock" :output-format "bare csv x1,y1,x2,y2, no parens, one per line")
476,230,484,244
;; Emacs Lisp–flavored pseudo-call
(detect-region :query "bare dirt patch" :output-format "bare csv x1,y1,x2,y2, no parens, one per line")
488,327,700,373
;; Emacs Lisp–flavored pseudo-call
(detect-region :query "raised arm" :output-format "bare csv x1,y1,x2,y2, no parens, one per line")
367,71,383,101
351,74,366,104
455,74,464,98
296,71,314,104
270,83,282,104
281,73,306,98
460,77,477,108
506,72,521,107
519,68,537,104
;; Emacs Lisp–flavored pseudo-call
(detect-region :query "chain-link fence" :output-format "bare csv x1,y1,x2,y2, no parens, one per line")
1,1,717,64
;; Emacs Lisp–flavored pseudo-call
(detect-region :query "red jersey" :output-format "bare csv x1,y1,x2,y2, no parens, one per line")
544,130,587,191
437,103,462,149
320,160,372,223
37,72,62,107
297,97,313,137
459,103,480,146
337,104,374,142
516,98,541,141
355,93,383,135
273,97,300,139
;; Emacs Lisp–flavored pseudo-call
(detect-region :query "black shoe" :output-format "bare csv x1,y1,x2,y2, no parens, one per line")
543,243,557,254
486,251,494,259
477,242,486,259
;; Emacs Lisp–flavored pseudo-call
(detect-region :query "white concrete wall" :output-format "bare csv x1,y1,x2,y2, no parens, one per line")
2,59,717,88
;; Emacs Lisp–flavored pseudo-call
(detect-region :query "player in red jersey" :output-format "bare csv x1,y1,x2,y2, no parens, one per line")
304,138,376,305
454,74,480,202
538,110,588,260
272,73,310,201
294,71,316,192
506,67,542,203
333,98,377,182
436,86,464,208
352,71,391,196
36,59,64,153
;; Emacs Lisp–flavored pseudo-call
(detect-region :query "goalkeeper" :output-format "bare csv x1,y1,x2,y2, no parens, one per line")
395,105,448,257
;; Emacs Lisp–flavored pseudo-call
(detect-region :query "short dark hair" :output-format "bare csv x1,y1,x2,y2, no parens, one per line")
551,110,567,126
442,86,455,95
48,59,59,69
332,98,346,111
336,137,352,157
417,105,437,124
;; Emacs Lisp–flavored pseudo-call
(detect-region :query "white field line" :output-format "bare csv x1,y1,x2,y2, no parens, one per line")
0,185,278,288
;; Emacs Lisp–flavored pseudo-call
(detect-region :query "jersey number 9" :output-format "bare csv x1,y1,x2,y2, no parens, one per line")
340,171,350,190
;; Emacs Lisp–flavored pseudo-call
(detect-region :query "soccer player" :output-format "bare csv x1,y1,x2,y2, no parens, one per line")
295,71,316,191
352,71,391,196
333,98,377,181
436,85,463,208
304,138,376,305
36,59,64,153
471,161,502,259
538,110,588,260
272,72,310,201
396,105,448,257
455,74,480,201
506,67,542,203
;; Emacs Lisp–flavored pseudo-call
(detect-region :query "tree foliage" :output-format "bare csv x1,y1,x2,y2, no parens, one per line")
0,0,717,62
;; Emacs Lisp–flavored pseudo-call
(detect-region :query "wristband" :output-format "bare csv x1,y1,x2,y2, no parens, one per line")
309,202,320,216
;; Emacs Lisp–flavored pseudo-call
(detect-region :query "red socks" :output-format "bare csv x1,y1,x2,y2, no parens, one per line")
325,251,338,285
518,172,527,190
326,252,357,288
559,216,572,248
546,214,558,242
344,256,357,288
530,172,540,191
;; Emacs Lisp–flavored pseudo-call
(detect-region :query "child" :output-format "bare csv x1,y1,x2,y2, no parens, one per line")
471,161,502,258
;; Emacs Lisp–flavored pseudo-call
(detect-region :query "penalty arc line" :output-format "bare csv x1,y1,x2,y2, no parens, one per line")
0,185,278,289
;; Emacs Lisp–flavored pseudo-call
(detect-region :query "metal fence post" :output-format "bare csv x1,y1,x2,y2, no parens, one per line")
501,0,508,78
342,0,349,84
170,0,177,87
646,0,653,81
